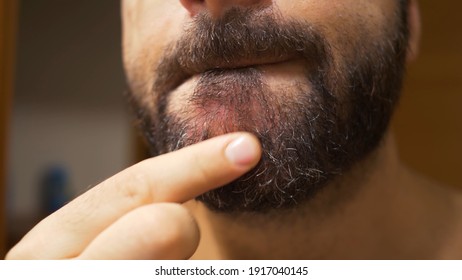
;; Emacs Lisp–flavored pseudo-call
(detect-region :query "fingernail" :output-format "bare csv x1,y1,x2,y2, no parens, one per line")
225,135,259,166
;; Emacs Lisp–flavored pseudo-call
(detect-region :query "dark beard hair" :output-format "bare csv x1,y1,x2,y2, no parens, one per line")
128,6,409,213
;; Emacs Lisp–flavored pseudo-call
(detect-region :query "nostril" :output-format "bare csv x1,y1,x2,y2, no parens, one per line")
179,0,205,17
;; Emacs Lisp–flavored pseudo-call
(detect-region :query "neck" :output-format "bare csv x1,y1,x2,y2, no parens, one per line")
187,132,457,259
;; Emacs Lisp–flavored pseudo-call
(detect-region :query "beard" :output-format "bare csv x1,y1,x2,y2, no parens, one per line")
128,6,409,213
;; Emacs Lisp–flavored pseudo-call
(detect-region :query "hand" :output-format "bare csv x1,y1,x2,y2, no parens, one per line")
6,133,261,259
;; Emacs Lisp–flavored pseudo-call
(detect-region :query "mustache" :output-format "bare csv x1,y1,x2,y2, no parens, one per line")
153,7,332,104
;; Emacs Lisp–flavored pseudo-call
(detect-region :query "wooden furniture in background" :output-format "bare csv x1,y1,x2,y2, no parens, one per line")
0,0,19,257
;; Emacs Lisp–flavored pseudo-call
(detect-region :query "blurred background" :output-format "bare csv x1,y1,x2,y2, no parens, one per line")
1,0,461,257
1,0,136,255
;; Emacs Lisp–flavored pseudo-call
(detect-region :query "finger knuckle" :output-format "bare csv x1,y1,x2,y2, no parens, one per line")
152,204,199,257
108,167,154,205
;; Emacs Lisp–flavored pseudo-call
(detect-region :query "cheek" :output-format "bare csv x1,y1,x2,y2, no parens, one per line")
275,0,396,48
123,1,188,103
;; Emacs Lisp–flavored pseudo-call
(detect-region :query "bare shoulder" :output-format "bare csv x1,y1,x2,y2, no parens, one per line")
436,183,462,259
407,169,462,259
448,187,462,257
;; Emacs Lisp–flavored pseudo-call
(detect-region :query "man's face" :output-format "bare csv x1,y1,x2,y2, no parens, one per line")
122,0,409,213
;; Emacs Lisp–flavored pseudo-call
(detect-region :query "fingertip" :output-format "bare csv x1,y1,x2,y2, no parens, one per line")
225,133,262,168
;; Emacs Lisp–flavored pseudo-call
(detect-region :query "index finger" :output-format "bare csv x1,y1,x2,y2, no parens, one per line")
8,132,261,259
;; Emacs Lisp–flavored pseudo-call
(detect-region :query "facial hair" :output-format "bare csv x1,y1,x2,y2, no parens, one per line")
128,6,409,213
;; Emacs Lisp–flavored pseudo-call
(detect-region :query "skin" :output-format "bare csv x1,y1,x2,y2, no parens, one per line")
7,0,462,259
6,133,262,259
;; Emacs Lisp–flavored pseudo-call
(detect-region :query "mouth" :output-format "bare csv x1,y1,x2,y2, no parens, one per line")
154,51,304,104
168,54,301,91
181,53,299,75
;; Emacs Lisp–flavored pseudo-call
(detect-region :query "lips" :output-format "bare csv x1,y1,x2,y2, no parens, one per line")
151,51,299,103
178,50,300,77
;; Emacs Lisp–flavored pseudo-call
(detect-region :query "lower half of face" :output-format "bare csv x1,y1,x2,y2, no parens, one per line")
126,3,409,213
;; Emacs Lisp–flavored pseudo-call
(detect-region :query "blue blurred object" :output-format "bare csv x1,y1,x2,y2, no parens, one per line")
41,165,70,214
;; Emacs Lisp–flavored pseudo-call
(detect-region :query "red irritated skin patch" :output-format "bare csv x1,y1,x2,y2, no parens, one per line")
188,67,272,137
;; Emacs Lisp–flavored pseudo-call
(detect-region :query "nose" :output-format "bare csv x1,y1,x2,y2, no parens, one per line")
179,0,271,18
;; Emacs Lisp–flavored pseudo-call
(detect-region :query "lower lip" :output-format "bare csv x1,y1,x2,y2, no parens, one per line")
173,59,307,96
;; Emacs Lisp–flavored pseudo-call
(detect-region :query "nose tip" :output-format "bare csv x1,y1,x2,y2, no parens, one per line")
179,0,271,18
